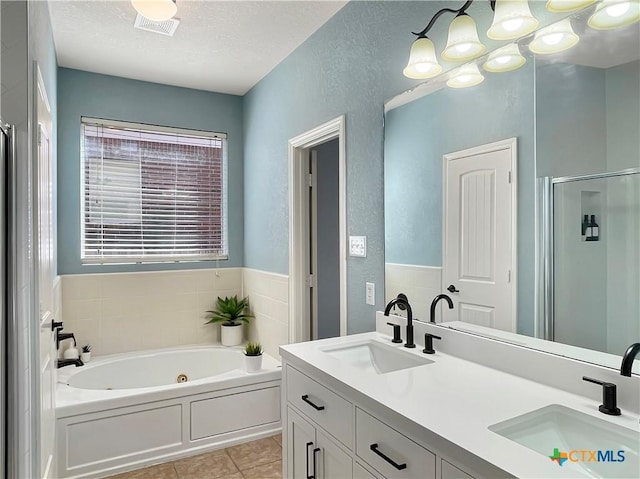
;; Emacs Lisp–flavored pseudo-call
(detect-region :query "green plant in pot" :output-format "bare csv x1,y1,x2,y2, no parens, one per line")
244,341,263,373
206,295,254,347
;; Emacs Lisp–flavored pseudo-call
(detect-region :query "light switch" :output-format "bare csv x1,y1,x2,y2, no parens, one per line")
366,282,375,305
349,236,367,257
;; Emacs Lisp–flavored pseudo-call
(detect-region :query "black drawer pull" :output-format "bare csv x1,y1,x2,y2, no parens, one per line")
306,442,314,479
301,394,325,411
370,443,407,471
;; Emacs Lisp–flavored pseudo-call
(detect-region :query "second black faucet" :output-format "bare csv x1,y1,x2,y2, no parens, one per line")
383,295,415,348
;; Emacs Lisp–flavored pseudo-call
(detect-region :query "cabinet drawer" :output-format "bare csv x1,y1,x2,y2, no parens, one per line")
441,459,474,479
286,365,353,448
356,408,435,479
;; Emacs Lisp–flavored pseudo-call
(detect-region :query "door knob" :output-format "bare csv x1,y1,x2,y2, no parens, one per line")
447,284,459,293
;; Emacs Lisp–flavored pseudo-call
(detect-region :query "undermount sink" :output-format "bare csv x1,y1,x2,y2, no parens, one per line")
489,405,639,478
321,339,433,374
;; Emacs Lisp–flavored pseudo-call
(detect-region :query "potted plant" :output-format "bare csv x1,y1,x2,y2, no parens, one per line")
206,295,254,346
244,342,263,373
80,344,92,363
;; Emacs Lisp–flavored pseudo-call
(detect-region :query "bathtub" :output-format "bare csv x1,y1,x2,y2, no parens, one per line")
56,345,282,479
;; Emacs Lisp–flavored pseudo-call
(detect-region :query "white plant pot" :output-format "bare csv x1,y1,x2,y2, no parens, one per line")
81,352,91,363
221,323,243,347
245,354,263,373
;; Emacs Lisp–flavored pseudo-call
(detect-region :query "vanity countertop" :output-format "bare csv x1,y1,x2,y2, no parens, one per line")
280,332,640,479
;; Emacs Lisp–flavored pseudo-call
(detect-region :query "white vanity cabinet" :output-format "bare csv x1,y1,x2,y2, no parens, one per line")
283,361,478,479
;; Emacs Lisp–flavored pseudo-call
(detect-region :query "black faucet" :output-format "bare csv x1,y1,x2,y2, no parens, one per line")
620,343,640,376
57,358,84,369
56,331,76,350
383,296,415,348
430,294,454,323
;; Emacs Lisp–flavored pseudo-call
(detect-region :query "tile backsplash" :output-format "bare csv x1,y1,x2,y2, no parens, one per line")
61,267,290,358
61,268,243,356
385,263,443,323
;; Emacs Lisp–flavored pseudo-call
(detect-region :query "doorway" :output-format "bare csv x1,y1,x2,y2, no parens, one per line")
441,138,517,332
288,116,346,343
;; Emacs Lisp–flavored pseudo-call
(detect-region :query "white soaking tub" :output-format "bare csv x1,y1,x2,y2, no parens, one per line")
56,345,282,479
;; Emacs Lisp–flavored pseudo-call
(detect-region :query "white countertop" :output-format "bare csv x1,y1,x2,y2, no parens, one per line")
280,332,640,479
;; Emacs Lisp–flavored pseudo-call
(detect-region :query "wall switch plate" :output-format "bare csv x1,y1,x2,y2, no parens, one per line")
366,282,375,305
349,236,367,257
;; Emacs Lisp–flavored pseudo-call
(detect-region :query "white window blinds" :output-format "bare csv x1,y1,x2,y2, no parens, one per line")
81,118,228,264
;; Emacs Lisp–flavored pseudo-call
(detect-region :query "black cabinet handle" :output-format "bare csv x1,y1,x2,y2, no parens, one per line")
313,447,320,479
301,395,325,411
306,442,314,479
370,443,407,470
447,284,459,293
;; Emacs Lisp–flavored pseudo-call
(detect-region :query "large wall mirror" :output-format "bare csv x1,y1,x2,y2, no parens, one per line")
383,4,639,373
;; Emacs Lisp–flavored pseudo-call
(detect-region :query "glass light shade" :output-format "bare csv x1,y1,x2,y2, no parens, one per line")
403,37,443,79
447,63,485,88
588,0,639,30
529,18,579,54
442,14,487,62
487,0,539,40
545,0,597,12
482,43,527,72
131,0,177,21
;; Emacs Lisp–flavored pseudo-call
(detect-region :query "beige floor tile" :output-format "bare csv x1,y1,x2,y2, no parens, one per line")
241,460,282,479
226,437,282,471
107,463,178,479
271,433,282,446
173,449,239,479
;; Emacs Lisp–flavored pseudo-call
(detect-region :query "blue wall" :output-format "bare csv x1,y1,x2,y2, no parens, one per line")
242,1,556,333
57,68,244,274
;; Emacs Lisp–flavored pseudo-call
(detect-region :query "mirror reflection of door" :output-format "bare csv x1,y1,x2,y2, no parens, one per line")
305,139,340,340
442,139,517,332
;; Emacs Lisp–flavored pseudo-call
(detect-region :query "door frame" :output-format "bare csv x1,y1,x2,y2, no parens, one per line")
288,116,347,343
442,137,518,330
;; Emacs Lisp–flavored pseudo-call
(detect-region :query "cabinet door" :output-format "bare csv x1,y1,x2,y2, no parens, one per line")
316,429,352,479
354,462,378,479
441,459,474,479
287,407,317,479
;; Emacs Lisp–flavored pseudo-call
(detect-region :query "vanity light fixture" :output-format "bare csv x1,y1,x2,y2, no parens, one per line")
482,43,527,72
404,0,541,79
529,18,580,54
131,0,177,22
487,0,539,40
546,0,598,12
588,0,640,29
446,63,485,88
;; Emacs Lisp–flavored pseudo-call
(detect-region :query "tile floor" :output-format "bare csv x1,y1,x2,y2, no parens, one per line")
108,434,282,479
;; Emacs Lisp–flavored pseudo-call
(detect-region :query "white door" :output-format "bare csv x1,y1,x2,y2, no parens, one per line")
37,74,56,479
442,139,517,332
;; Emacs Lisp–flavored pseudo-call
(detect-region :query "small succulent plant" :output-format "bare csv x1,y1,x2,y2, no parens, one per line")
244,342,263,357
81,344,92,353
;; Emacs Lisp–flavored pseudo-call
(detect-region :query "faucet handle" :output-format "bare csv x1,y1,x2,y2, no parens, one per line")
386,322,402,343
423,333,442,355
582,376,621,416
51,320,63,331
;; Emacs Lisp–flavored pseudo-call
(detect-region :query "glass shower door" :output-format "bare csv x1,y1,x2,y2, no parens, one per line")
553,170,640,355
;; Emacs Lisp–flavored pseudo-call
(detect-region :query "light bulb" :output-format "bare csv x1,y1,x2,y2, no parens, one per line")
496,56,511,64
487,0,539,40
529,18,579,54
542,33,564,45
589,0,639,29
483,43,527,72
403,37,443,79
442,14,487,62
502,18,524,31
447,63,485,88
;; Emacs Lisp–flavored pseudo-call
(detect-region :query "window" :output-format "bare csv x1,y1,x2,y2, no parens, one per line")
81,118,227,264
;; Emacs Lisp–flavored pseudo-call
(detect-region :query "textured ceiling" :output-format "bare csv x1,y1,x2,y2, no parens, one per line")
49,0,347,95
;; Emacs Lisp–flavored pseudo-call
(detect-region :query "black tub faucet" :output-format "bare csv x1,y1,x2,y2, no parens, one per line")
383,295,415,348
57,358,84,369
430,294,454,323
620,343,640,376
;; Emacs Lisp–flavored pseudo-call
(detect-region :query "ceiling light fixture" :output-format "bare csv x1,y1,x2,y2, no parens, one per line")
546,0,598,12
529,18,580,54
404,1,541,79
447,63,485,88
588,0,639,29
482,43,527,72
131,0,177,22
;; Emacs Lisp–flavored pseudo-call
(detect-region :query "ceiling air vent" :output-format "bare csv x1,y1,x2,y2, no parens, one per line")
134,14,180,36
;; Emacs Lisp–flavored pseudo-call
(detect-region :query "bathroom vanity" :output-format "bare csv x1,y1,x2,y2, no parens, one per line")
280,321,640,479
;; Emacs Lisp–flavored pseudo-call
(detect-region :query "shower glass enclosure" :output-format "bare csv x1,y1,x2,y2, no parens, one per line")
541,169,640,355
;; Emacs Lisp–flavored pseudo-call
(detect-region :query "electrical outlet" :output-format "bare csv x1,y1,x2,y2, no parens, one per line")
349,236,367,257
366,282,375,305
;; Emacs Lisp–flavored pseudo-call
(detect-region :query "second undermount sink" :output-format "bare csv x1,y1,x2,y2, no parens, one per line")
321,339,433,374
489,404,639,478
